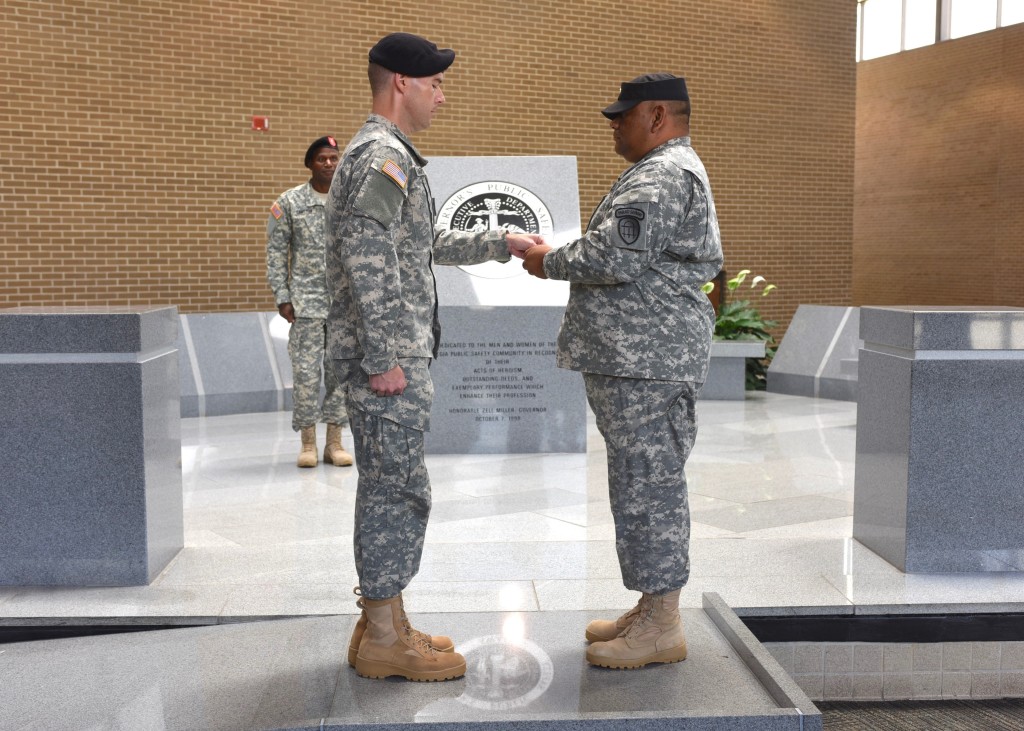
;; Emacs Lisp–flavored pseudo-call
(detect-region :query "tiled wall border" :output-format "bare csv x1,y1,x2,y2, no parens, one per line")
765,641,1024,701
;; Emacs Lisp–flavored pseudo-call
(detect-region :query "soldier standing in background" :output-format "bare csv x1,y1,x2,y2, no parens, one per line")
326,33,541,682
521,73,724,669
266,136,354,469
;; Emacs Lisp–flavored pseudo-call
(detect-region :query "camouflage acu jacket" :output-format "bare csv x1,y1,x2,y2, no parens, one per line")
326,114,509,376
266,181,331,319
543,137,724,383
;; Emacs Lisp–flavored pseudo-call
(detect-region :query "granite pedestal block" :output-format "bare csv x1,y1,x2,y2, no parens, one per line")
177,312,287,418
702,340,766,400
767,305,861,402
0,306,184,586
852,306,1024,573
426,306,586,454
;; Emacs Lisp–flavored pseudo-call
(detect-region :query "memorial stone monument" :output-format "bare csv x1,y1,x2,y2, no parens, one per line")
425,156,585,453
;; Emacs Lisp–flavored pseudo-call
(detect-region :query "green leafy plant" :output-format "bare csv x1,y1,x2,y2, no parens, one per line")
703,270,777,390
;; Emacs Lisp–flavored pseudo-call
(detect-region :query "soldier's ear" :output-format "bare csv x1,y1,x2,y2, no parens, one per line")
650,104,667,132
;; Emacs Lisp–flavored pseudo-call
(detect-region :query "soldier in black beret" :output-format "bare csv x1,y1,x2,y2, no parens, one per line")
266,135,353,471
304,135,339,168
325,33,541,683
367,31,455,77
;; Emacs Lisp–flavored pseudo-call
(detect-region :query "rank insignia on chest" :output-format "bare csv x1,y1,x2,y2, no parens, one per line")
615,206,646,245
270,202,283,219
380,159,408,189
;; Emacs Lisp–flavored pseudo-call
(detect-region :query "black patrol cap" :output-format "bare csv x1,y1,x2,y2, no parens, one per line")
368,32,455,77
601,73,689,119
304,136,338,167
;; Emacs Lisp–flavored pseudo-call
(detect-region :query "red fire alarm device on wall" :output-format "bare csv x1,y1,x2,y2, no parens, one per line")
252,116,269,131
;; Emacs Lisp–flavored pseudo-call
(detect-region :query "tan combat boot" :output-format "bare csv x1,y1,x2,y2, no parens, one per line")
354,594,466,681
324,423,354,467
346,590,454,667
297,425,318,468
585,599,643,643
585,589,687,669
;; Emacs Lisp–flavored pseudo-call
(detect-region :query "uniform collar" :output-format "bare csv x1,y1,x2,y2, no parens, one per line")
644,136,691,160
619,136,692,180
366,114,428,167
297,181,324,205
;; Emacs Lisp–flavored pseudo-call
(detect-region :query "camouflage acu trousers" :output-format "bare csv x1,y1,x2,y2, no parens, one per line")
330,358,435,599
287,317,347,431
347,407,431,600
584,373,698,594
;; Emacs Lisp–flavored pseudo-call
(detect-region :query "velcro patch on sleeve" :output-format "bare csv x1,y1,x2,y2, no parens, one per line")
612,201,650,250
270,202,284,219
380,159,408,190
354,167,407,228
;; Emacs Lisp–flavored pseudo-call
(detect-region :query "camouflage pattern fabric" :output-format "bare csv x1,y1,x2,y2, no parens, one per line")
266,182,332,319
335,356,432,593
326,114,509,377
331,358,433,433
267,181,346,431
544,135,722,595
585,374,697,594
287,317,347,431
326,115,514,598
543,137,724,383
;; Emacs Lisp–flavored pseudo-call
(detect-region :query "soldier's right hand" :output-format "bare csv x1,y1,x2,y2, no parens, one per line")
278,302,297,324
369,365,407,397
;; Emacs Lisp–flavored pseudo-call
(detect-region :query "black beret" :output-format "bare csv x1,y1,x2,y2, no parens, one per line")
369,32,455,77
601,73,689,119
304,136,338,167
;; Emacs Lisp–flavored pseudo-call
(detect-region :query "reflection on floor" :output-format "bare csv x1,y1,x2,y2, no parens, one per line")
3,392,1022,623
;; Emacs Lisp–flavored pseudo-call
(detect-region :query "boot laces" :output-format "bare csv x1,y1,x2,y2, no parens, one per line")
623,594,657,639
618,602,641,626
399,606,436,655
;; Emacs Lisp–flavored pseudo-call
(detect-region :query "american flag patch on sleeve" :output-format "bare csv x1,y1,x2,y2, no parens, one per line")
380,159,408,189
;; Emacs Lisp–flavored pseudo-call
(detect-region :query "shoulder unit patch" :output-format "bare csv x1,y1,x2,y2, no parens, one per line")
270,202,283,219
614,206,646,245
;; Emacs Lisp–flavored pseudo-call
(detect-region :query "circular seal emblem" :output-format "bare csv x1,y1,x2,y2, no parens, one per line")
456,634,554,711
437,182,554,280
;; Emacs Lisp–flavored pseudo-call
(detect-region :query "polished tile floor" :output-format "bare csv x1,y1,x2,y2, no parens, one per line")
3,391,1023,624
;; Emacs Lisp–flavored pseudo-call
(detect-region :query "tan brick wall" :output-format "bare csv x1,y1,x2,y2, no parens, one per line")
855,24,1024,307
1,0,855,332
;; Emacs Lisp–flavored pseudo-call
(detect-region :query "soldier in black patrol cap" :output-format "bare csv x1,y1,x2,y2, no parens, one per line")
599,72,690,119
325,33,541,682
520,72,724,670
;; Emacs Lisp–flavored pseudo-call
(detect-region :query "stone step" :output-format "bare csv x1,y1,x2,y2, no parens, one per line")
0,594,819,731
